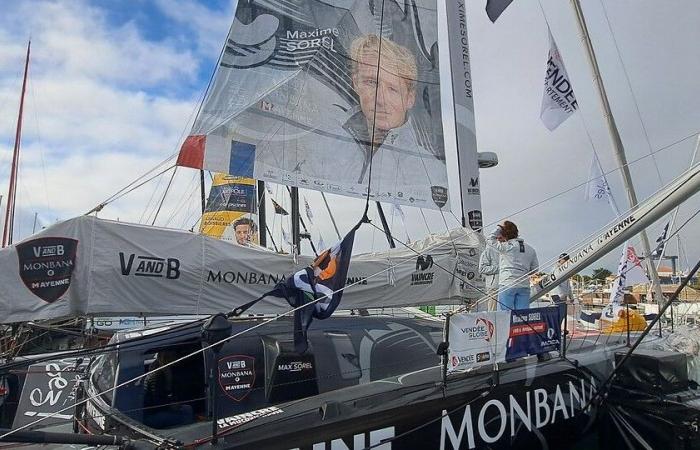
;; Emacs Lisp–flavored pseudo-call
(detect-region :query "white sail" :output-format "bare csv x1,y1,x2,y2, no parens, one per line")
176,0,451,211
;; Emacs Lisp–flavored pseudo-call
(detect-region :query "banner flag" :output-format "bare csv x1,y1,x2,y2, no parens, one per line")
605,243,648,321
651,221,670,258
200,174,258,245
540,30,578,131
255,223,359,353
447,311,510,373
177,0,450,211
486,0,514,23
304,196,314,224
505,307,562,359
271,198,289,216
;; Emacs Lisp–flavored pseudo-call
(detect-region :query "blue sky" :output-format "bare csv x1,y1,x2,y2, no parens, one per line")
0,0,699,274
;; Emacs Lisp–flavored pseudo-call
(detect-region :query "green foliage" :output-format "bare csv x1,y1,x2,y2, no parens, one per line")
592,268,612,281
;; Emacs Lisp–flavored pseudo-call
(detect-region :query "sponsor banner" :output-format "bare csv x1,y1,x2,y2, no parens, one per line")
447,311,510,373
0,216,482,323
540,29,578,131
506,306,562,359
13,358,89,428
445,0,482,227
200,174,259,245
177,0,450,211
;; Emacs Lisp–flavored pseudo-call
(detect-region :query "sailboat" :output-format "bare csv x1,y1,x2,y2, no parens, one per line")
2,1,700,449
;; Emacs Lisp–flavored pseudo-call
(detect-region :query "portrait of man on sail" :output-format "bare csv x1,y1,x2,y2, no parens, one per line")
177,0,449,210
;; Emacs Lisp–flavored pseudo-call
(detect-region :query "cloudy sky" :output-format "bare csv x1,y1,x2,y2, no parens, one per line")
0,0,698,274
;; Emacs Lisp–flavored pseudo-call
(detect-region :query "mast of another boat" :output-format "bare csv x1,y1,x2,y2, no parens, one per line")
2,41,30,248
569,1,666,313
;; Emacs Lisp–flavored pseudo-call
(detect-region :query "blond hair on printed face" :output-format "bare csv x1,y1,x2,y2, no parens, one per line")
350,34,417,92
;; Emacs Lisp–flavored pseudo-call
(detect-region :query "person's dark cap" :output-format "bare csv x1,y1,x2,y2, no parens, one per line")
558,253,570,261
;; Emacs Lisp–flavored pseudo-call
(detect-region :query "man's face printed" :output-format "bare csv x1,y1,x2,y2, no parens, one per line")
235,224,252,245
353,51,415,135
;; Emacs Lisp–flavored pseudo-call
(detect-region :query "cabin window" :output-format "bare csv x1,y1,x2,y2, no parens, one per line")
93,351,118,404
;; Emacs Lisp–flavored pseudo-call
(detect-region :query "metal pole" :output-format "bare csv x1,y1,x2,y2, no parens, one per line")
570,0,665,315
31,212,38,234
3,41,30,247
375,202,396,248
290,187,300,254
257,180,267,248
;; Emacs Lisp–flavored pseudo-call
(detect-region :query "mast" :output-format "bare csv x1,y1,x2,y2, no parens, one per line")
257,180,267,248
3,41,30,247
570,0,665,307
290,187,300,254
532,162,700,300
199,170,206,214
375,202,396,248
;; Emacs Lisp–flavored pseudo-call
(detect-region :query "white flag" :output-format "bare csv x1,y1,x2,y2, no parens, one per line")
624,246,649,286
607,243,649,319
281,227,292,245
304,196,314,224
585,155,620,215
540,30,578,131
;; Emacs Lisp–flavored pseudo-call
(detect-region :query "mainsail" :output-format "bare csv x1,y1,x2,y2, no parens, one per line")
0,215,482,323
177,0,451,210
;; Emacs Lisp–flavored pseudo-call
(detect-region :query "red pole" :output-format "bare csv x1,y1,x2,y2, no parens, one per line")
3,41,30,247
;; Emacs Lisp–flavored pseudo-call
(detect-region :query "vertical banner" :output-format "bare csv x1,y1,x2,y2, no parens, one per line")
447,311,510,373
445,0,482,230
200,174,259,245
506,307,562,360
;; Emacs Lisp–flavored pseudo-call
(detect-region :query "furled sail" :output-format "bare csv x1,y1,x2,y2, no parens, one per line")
0,216,482,323
177,0,450,210
200,174,259,245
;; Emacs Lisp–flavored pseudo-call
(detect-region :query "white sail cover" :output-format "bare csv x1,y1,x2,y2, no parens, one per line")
177,0,451,211
0,216,482,323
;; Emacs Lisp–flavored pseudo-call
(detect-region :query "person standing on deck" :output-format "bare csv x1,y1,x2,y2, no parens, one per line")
551,253,574,304
487,221,539,311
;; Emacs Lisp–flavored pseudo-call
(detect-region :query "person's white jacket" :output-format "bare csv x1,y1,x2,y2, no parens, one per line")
487,233,539,289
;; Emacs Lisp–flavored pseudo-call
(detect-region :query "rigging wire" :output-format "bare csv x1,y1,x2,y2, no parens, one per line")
598,0,664,187
150,167,178,226
362,0,387,221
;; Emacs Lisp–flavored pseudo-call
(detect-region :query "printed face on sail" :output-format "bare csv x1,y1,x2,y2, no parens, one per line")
351,36,416,138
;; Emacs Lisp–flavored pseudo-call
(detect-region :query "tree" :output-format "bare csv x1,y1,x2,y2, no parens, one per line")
591,268,612,281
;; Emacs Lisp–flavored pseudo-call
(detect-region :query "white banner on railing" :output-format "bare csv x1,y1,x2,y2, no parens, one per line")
447,311,510,373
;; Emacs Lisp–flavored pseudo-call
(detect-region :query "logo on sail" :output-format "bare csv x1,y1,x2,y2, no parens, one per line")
218,355,256,402
17,238,78,303
431,185,448,208
119,253,180,279
412,255,434,286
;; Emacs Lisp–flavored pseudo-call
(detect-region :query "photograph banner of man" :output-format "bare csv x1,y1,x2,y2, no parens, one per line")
176,0,449,211
200,174,259,246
